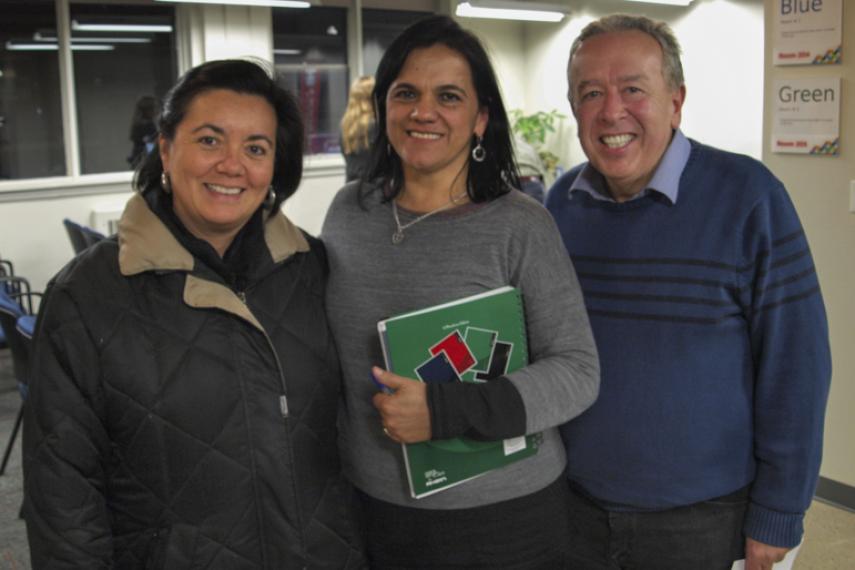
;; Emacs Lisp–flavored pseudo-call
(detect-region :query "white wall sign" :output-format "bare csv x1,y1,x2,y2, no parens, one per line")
771,77,840,155
774,0,842,65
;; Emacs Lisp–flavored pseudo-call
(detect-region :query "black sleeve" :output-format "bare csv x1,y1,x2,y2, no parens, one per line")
426,377,526,441
306,231,330,279
23,283,114,569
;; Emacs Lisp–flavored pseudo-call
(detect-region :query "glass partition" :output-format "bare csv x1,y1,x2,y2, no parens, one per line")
273,6,348,155
70,2,176,174
0,0,66,180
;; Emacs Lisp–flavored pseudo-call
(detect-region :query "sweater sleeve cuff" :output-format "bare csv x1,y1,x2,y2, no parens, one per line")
743,501,805,548
426,377,526,441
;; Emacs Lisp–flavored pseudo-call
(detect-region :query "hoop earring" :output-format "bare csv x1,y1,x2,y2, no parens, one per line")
471,136,486,163
160,171,172,193
264,186,276,209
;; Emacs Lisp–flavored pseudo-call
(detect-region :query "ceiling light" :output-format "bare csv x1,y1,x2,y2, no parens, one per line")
273,48,302,55
155,0,310,7
70,44,116,51
71,20,173,33
5,41,115,51
75,37,151,44
622,0,693,6
5,42,58,51
34,32,151,44
456,1,567,23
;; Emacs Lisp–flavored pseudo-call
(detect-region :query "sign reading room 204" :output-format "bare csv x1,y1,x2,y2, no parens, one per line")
774,0,842,65
772,77,840,155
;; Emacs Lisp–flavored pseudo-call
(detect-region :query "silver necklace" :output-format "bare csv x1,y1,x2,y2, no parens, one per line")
391,191,467,244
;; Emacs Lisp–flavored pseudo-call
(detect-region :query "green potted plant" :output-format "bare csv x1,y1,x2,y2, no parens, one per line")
509,109,566,176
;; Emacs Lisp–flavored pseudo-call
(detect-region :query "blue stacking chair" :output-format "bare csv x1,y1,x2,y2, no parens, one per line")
0,258,14,349
63,218,106,254
0,275,40,476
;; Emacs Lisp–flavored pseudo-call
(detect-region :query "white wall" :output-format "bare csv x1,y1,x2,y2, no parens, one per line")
463,19,527,111
181,5,273,67
0,184,132,294
518,0,764,171
0,169,344,295
762,0,855,489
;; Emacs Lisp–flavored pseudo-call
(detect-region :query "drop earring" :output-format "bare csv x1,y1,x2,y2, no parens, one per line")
471,136,486,162
160,171,172,193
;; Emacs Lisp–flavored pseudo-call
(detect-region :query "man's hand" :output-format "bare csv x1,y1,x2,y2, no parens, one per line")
371,367,431,443
745,537,790,570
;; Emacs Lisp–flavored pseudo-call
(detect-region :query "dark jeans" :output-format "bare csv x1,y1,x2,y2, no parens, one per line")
356,477,572,569
566,483,748,570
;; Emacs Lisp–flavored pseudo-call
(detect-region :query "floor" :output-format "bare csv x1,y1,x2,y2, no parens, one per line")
0,350,852,569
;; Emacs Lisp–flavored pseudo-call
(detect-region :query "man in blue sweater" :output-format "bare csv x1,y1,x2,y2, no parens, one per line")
546,14,831,570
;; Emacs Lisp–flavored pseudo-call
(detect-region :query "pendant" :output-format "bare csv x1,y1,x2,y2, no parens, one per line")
392,231,405,245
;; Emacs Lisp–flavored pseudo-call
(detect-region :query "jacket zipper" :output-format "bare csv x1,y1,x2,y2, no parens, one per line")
239,286,308,565
237,289,289,418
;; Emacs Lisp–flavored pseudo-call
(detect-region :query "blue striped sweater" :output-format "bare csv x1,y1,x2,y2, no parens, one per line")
546,140,831,548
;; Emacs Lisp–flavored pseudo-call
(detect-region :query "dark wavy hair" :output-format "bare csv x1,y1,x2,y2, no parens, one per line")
364,15,519,203
134,59,304,216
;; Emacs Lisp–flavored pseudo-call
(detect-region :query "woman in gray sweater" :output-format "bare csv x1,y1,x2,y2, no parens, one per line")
322,15,599,569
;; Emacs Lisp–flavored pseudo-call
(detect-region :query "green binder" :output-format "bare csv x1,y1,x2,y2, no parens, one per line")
377,286,540,499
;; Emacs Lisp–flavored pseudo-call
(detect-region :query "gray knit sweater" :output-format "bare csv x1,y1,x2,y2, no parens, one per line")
322,182,599,509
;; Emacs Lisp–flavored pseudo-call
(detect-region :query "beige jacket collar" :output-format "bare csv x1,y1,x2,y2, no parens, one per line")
117,192,309,331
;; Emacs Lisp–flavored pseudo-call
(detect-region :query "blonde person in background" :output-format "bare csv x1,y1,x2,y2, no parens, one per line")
340,75,376,182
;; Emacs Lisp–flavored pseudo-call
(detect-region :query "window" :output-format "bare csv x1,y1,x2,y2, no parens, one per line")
1,1,440,185
0,0,176,181
70,2,176,174
362,9,431,77
272,5,433,157
0,0,66,180
273,6,348,155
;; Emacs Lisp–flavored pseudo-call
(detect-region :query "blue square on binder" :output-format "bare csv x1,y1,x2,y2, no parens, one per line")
415,351,460,384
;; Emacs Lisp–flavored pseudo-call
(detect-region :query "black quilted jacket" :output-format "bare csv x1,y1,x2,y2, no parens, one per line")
23,194,365,569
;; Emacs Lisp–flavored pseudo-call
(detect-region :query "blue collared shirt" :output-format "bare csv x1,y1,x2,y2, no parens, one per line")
570,129,691,205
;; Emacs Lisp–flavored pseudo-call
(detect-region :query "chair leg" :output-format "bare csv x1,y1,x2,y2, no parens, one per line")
0,403,24,475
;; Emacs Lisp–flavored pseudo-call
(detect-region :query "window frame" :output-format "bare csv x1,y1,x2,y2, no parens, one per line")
0,0,441,199
0,0,178,198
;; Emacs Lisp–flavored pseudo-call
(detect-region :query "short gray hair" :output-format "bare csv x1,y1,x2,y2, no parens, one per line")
567,14,684,104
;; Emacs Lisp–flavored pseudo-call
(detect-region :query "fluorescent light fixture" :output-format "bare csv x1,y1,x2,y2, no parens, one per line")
6,41,115,51
34,31,151,44
155,0,310,7
71,44,116,51
74,36,151,44
6,42,58,51
456,0,567,23
623,0,693,6
273,48,302,55
72,20,173,33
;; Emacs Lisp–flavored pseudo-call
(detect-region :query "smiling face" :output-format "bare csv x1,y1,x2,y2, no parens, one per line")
385,43,488,183
569,30,685,201
159,88,277,255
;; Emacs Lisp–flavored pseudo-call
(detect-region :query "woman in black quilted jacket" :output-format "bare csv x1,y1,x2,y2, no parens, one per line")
23,59,365,569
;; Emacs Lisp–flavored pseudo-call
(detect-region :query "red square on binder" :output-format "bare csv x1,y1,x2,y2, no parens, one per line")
429,330,476,375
